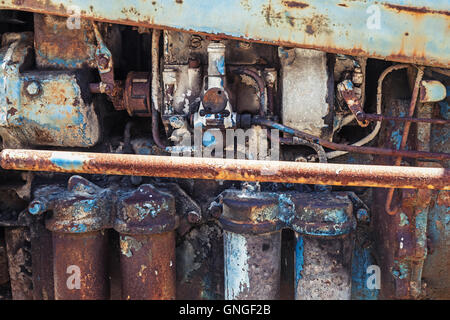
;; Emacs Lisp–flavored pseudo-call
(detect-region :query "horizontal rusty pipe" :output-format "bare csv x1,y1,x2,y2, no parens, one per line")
0,149,448,190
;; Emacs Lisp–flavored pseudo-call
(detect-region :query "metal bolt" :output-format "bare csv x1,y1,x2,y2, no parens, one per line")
187,211,202,224
26,81,41,96
190,35,202,49
209,204,223,219
356,208,369,222
28,200,45,215
96,54,110,70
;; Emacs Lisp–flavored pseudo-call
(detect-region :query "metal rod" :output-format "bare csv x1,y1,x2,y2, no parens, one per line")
0,149,448,190
253,118,450,161
361,113,450,125
151,29,166,149
385,67,425,215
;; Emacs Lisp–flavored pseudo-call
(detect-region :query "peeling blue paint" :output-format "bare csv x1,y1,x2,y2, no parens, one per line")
399,212,409,227
50,154,85,171
392,261,409,280
216,56,225,75
295,235,304,291
70,223,87,233
351,245,379,300
391,129,403,150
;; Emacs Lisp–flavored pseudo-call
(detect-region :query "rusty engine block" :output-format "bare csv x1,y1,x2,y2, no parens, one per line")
0,1,448,301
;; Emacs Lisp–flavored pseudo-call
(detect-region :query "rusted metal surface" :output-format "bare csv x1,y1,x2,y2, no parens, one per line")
253,118,450,161
224,231,281,300
119,232,176,300
385,67,425,215
29,176,113,233
371,91,444,299
219,188,358,300
115,184,177,300
0,233,8,285
1,1,449,68
29,216,55,300
295,235,353,300
0,32,101,148
52,231,109,300
123,72,152,117
29,176,113,300
4,227,33,300
151,29,167,149
1,149,449,190
176,222,224,300
361,113,450,125
337,80,369,127
33,13,97,69
419,80,447,103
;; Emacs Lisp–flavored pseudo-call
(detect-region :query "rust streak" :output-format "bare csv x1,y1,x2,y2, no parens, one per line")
384,4,450,16
282,1,309,9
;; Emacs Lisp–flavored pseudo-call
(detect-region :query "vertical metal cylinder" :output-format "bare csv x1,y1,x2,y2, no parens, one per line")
294,234,353,300
224,230,281,300
4,227,33,300
29,176,114,300
207,42,226,89
120,231,176,300
53,231,109,300
114,184,178,300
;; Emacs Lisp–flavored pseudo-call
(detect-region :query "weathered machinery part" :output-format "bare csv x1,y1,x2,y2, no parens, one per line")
1,149,448,190
4,227,33,300
115,184,177,300
29,176,113,300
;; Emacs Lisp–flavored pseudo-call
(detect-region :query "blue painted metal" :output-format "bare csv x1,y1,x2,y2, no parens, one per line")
1,0,448,67
29,176,113,233
0,33,100,148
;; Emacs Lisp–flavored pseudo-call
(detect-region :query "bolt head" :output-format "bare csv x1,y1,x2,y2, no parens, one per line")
209,204,223,219
187,211,202,224
26,81,41,96
357,208,369,222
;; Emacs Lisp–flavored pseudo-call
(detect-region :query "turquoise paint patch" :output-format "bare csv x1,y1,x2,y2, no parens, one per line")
295,236,304,289
70,223,87,233
351,245,379,300
415,210,428,249
203,131,216,147
392,261,409,280
215,56,225,75
50,154,85,170
391,129,402,150
399,212,409,227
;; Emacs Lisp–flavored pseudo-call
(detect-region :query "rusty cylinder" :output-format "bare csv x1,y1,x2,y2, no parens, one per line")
115,184,178,300
119,232,176,300
53,231,109,300
220,189,282,300
295,234,353,300
224,230,281,300
29,176,114,300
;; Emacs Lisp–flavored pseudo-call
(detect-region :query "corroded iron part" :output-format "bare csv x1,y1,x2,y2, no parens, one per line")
52,231,110,300
114,184,177,300
119,232,176,300
2,149,448,190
